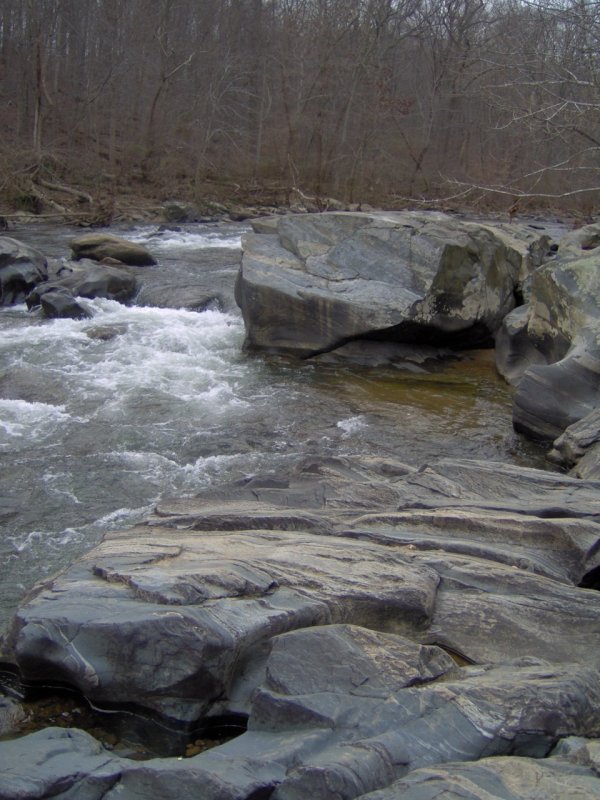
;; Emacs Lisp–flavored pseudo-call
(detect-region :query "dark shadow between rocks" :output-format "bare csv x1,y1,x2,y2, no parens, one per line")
0,662,247,759
579,565,600,591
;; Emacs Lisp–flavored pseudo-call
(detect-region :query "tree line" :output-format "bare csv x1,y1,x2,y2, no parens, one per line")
1,0,599,215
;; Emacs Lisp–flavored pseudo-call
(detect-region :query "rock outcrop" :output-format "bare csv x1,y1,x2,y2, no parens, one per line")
549,408,600,480
496,222,600,441
0,236,48,305
235,211,551,357
1,455,600,799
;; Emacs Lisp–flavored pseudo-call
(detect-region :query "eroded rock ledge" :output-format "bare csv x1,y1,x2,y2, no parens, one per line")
1,455,600,799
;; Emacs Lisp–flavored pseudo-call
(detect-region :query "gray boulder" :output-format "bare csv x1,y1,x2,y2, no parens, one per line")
27,259,137,308
33,285,91,319
57,260,137,302
0,236,48,305
497,223,600,441
70,233,156,266
4,525,439,722
235,211,543,357
135,283,224,312
0,727,125,800
4,634,600,800
161,200,203,223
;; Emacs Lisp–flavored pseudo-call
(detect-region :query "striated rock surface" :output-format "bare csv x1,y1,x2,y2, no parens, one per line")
1,455,600,798
358,749,600,799
497,222,600,441
549,408,600,480
2,635,600,799
235,211,550,357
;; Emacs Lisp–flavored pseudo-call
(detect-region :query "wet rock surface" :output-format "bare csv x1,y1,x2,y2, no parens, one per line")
1,455,600,799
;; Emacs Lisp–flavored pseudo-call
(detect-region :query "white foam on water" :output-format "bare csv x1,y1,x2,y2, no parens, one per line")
0,398,71,444
1,299,248,425
8,526,85,555
336,415,368,437
128,227,243,250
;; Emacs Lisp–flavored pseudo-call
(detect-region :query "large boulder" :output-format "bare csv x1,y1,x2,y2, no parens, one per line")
496,223,600,441
70,233,156,266
234,211,549,357
0,236,48,305
55,259,137,302
26,259,137,315
32,285,91,319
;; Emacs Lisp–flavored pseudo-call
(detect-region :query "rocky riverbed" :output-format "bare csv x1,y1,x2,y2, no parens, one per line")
1,212,599,799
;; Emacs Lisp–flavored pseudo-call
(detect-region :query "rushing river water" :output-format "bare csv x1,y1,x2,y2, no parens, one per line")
0,221,548,633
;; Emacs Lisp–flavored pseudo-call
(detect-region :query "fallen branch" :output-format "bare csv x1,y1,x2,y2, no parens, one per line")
36,178,93,204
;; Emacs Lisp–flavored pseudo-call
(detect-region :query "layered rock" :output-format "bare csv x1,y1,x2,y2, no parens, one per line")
3,630,600,799
496,222,600,441
235,211,549,357
1,455,600,798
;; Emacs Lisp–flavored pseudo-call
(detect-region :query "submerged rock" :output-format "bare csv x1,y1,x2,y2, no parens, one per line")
235,211,547,357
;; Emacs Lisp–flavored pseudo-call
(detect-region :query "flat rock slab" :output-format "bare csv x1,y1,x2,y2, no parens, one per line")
5,527,440,721
2,456,600,798
3,457,600,720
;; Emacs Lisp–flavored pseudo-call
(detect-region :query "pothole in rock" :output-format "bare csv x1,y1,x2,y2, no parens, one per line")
0,670,246,759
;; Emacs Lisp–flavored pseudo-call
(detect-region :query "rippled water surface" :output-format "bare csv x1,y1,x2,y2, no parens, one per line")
0,222,546,630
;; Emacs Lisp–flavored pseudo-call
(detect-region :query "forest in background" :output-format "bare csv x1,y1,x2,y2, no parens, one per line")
1,0,599,219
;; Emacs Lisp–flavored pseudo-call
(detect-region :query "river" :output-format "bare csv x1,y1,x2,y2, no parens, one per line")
0,221,548,633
